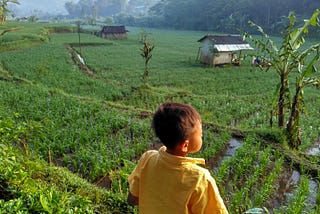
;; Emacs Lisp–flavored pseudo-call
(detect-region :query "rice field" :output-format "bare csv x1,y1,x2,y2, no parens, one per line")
0,22,319,213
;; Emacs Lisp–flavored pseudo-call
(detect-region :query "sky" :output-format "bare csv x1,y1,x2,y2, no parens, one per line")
13,0,79,16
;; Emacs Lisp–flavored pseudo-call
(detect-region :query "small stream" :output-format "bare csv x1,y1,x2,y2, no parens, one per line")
208,138,243,173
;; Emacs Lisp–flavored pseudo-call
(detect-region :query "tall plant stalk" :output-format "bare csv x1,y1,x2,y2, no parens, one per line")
140,40,154,84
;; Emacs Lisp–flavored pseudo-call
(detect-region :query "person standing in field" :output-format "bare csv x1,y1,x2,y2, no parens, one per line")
127,102,228,214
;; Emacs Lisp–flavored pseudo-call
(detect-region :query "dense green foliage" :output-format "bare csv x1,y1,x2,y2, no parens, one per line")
0,21,320,213
114,0,320,37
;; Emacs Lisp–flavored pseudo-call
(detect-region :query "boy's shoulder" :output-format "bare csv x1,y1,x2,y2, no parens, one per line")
138,149,159,162
143,149,159,157
182,162,215,183
189,163,212,177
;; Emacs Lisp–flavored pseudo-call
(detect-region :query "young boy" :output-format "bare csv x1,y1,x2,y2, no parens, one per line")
127,102,228,214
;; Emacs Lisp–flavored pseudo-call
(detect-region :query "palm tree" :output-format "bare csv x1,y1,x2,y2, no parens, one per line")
0,0,20,24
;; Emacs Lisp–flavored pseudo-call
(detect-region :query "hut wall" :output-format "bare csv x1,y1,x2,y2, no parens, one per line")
213,52,233,65
199,39,213,65
102,33,127,40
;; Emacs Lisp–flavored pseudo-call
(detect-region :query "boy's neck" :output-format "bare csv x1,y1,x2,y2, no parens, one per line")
166,148,187,157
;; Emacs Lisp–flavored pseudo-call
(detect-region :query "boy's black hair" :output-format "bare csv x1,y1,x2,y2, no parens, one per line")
152,102,201,150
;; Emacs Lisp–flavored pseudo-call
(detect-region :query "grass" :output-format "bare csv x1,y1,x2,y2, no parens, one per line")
0,21,319,213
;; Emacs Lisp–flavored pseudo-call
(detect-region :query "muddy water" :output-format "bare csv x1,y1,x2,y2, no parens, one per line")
225,138,243,156
307,179,319,209
269,167,319,211
209,138,319,211
266,167,301,210
306,138,320,156
208,138,243,172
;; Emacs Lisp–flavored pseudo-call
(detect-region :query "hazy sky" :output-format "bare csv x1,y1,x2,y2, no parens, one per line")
15,0,79,15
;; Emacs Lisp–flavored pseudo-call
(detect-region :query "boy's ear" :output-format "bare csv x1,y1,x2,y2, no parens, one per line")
181,140,189,152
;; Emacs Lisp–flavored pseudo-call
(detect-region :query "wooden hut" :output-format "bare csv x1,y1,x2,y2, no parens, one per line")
197,34,253,66
100,26,128,39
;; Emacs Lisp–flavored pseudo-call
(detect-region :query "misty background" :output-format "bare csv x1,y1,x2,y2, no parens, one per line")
6,0,320,37
11,0,74,16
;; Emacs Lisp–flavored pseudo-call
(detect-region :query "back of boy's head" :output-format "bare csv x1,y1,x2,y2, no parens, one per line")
152,102,201,150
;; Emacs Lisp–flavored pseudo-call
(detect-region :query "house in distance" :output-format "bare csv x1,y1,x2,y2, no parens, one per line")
197,34,253,66
99,25,128,40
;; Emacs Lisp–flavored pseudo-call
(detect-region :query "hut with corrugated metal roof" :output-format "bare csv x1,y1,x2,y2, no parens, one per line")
100,25,128,40
197,34,253,66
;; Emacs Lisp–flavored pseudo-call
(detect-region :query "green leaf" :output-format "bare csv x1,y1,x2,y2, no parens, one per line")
301,54,320,78
309,9,320,26
40,194,51,213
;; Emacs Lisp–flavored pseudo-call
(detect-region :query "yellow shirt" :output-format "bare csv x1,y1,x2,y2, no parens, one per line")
128,146,228,214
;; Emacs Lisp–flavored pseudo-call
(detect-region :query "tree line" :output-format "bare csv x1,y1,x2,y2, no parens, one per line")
62,0,319,36
115,0,319,36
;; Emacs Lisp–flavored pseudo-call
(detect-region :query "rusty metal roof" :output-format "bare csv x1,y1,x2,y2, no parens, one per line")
197,34,246,44
101,26,128,34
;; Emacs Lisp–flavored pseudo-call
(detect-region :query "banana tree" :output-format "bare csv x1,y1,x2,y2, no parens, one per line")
286,44,320,148
244,17,290,128
0,0,20,24
244,10,320,148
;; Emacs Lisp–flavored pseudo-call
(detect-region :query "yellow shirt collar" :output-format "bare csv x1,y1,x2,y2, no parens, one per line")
159,146,205,165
